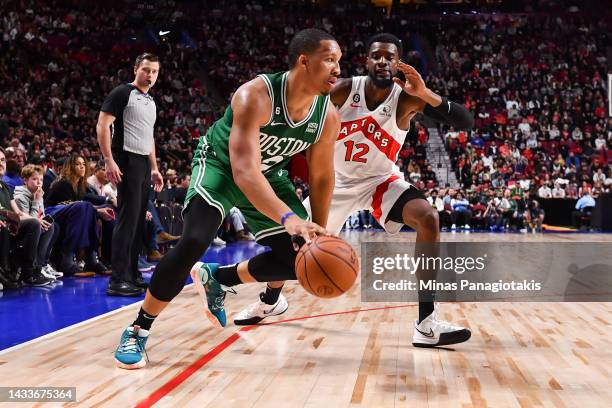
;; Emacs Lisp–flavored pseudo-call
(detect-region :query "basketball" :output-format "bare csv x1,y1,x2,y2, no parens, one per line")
295,236,359,298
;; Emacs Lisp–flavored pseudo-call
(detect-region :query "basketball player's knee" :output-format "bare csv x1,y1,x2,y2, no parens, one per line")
273,249,297,271
178,233,210,261
419,207,439,232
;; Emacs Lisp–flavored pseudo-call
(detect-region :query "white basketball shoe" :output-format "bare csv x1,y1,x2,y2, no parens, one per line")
412,309,471,347
234,293,289,325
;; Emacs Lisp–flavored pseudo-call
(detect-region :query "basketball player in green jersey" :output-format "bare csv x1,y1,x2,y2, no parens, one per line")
114,28,341,369
236,34,474,348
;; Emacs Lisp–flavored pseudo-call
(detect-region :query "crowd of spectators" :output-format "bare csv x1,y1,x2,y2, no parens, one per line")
431,12,611,227
0,1,610,291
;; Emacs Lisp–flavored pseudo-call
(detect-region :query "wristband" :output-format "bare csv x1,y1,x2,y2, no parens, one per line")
280,211,296,225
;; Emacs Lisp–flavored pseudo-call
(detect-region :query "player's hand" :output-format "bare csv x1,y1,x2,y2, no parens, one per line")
394,61,427,98
105,159,123,184
151,170,164,192
283,216,329,250
0,220,6,230
145,210,152,221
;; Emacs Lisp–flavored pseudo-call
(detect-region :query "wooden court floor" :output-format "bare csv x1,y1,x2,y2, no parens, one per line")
0,232,610,407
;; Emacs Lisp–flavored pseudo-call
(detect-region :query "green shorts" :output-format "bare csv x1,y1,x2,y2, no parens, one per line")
184,152,308,241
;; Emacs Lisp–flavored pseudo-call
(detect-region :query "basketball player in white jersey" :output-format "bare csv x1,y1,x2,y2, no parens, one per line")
234,34,474,348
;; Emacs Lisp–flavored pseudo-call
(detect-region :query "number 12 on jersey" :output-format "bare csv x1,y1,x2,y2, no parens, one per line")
344,140,369,163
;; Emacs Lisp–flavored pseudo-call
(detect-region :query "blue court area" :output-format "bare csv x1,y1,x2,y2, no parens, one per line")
0,241,267,351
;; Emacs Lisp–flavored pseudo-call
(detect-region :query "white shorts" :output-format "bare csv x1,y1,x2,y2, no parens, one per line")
304,173,417,235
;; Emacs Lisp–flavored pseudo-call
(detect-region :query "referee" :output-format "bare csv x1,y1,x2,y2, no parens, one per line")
96,53,164,296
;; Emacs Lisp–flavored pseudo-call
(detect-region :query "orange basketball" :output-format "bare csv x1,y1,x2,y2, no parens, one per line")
295,236,359,298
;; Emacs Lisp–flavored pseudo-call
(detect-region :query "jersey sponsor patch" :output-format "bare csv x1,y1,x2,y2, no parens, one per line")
380,104,392,117
305,122,319,134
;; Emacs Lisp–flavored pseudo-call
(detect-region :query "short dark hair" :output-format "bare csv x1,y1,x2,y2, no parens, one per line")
288,28,336,66
30,155,44,165
134,53,160,68
366,33,403,57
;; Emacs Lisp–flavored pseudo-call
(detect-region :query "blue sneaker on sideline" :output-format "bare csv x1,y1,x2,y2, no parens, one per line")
115,326,149,369
190,262,227,327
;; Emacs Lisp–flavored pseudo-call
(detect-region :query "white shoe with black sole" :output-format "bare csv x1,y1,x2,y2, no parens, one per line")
234,293,288,325
40,266,57,281
44,264,63,278
412,310,471,347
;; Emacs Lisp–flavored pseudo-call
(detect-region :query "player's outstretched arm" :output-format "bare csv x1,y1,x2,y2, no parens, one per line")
395,62,474,130
305,104,341,230
229,79,328,242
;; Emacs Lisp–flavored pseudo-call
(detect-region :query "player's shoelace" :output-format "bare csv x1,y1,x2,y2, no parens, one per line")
429,312,461,331
205,277,236,311
244,299,265,315
117,331,149,362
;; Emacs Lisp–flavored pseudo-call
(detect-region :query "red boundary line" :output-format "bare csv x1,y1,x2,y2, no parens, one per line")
135,304,417,407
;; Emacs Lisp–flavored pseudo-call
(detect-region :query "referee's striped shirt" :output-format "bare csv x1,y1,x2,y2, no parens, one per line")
101,83,156,156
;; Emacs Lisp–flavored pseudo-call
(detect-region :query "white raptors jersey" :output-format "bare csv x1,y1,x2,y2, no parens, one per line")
335,76,408,179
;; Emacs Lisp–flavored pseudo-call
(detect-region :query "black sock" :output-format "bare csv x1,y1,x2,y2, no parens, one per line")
260,284,282,305
418,291,435,323
215,264,242,287
133,307,157,331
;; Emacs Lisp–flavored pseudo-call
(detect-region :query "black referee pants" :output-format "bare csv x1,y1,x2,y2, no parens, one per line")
111,150,150,283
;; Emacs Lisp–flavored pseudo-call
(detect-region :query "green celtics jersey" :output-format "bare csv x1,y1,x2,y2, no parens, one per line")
202,71,330,174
